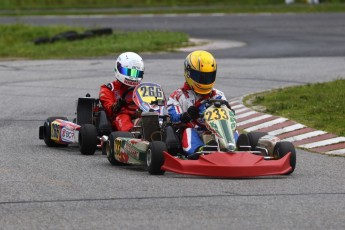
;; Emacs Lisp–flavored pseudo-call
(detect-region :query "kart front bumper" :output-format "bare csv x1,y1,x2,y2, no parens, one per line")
162,151,293,178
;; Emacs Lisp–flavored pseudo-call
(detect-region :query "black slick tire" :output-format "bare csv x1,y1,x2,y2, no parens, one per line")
247,132,268,150
273,141,296,174
147,141,166,175
79,124,98,155
236,133,250,151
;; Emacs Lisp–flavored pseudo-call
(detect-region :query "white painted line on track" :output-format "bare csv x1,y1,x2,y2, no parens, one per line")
282,130,327,142
245,118,288,132
187,13,202,17
234,108,251,114
231,104,245,110
140,14,155,17
177,38,246,52
165,14,178,17
268,123,306,136
229,100,241,105
211,13,226,16
235,111,258,119
229,98,242,102
326,149,345,155
299,137,345,149
237,114,272,126
228,95,345,156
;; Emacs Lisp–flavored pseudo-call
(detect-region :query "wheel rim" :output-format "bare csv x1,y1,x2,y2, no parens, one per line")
147,149,152,167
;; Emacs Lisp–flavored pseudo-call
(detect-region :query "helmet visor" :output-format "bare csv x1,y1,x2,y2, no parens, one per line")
189,69,216,85
117,65,144,78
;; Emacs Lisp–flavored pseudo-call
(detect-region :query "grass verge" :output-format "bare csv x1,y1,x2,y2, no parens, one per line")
0,24,189,59
245,79,345,136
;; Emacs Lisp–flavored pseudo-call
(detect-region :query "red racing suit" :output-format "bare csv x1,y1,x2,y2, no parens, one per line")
99,80,138,131
167,82,228,155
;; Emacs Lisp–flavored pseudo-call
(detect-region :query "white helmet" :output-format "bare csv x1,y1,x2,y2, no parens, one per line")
114,52,144,86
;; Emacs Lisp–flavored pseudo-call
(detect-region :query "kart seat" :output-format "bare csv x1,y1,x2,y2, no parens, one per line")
165,126,182,156
96,110,112,136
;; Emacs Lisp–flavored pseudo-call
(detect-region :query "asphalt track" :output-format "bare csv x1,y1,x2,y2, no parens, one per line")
1,13,345,229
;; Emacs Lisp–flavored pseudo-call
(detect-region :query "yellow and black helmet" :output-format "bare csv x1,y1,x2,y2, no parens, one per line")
184,50,217,94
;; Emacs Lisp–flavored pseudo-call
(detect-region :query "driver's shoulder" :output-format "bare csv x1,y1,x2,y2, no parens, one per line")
212,88,226,98
102,81,118,91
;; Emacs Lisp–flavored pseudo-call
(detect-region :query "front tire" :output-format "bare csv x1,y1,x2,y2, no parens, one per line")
79,124,98,155
107,131,132,165
273,142,296,174
43,117,68,147
247,132,268,150
236,133,250,151
147,141,167,175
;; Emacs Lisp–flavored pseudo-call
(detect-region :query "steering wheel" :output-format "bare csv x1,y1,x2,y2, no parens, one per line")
196,99,232,110
117,86,135,108
121,86,135,102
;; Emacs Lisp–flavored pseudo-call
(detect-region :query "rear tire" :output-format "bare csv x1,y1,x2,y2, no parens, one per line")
107,131,132,165
43,117,68,147
273,142,296,174
79,124,98,155
147,141,166,175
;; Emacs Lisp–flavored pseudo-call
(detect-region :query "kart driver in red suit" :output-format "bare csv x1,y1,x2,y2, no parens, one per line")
99,52,144,131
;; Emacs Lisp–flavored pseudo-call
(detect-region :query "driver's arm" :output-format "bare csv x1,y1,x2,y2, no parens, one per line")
167,89,185,123
99,83,116,118
167,98,183,123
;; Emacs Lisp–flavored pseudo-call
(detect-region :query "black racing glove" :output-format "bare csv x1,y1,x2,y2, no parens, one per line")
181,112,191,123
112,98,126,113
187,105,200,119
181,106,199,122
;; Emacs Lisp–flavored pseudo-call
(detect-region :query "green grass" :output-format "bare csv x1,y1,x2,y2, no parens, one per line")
1,0,345,14
246,79,345,136
0,24,189,59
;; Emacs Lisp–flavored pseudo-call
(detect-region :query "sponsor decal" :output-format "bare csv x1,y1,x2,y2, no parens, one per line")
115,139,129,163
61,127,75,143
124,79,137,86
124,142,140,159
51,121,60,141
118,151,129,163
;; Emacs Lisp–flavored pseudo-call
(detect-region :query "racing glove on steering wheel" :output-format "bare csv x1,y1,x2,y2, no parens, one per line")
181,105,199,122
112,98,126,113
187,105,200,119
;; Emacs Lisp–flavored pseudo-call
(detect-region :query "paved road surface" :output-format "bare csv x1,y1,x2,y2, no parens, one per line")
1,13,345,229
